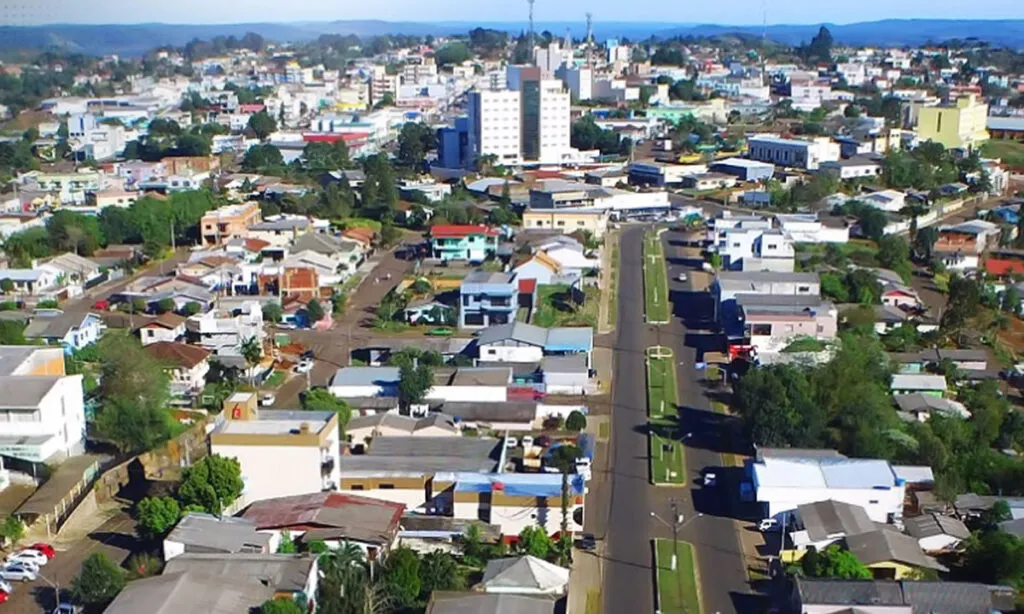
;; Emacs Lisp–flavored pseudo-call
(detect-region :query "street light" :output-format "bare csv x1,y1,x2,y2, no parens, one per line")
36,570,60,611
650,501,703,571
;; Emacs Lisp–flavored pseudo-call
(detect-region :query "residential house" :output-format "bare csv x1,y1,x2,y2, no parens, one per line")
818,156,883,180
138,312,187,346
185,300,264,357
775,214,850,244
199,202,262,246
934,220,1001,273
426,594,560,614
791,577,1014,614
224,237,272,263
748,453,906,524
475,322,595,368
521,208,611,238
160,553,318,608
279,265,321,303
247,216,316,247
0,267,61,296
240,491,405,559
881,282,923,311
712,271,820,324
144,342,211,398
787,499,876,553
845,529,948,579
860,189,907,213
903,513,970,552
514,252,569,286
328,367,401,398
282,250,343,288
0,346,86,463
681,172,738,191
890,374,946,397
346,413,461,442
746,135,841,170
162,512,271,561
428,225,500,262
460,271,518,328
479,555,570,595
42,252,104,294
210,394,341,502
894,394,970,422
116,277,215,313
291,232,365,275
404,297,456,325
23,312,104,352
715,228,795,272
723,294,838,355
102,570,274,614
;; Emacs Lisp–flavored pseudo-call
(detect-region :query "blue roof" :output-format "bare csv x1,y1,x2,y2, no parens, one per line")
330,366,401,387
544,327,594,353
453,473,585,497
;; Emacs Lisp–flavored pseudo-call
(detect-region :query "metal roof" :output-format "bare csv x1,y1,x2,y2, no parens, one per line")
164,512,270,554
796,499,875,542
426,593,559,614
163,553,315,593
338,436,501,475
0,375,63,409
240,492,404,544
846,529,948,570
480,556,569,592
753,457,897,490
544,327,594,352
904,513,970,541
103,571,274,614
891,374,947,391
330,366,401,387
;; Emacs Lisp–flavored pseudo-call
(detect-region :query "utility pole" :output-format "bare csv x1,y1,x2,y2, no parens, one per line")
527,0,537,63
585,12,594,69
651,505,703,611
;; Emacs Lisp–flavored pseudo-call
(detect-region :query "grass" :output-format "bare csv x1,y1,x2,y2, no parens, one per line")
647,352,686,485
643,231,671,324
533,284,599,328
585,589,602,614
598,421,610,440
654,538,702,614
981,139,1024,170
262,370,286,388
933,272,951,294
781,336,829,353
607,240,620,328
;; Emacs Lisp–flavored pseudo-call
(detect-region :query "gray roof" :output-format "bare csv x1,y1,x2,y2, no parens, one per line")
542,354,588,374
164,512,270,554
23,312,98,340
292,231,359,255
845,530,947,570
436,401,538,423
330,366,401,387
796,577,906,607
796,578,999,613
103,571,273,614
796,500,875,542
904,513,970,541
0,346,45,376
249,218,310,231
346,412,460,435
894,394,969,417
162,553,315,593
463,271,517,285
999,517,1024,538
447,367,512,387
477,322,549,347
755,447,846,461
427,593,559,614
716,270,819,284
399,516,502,541
0,375,62,408
338,436,501,474
900,582,1003,614
480,555,569,591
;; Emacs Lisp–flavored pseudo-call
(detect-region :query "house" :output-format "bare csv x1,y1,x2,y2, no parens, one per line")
709,157,776,181
239,491,405,559
541,355,590,394
791,577,1014,614
681,172,738,191
426,593,559,614
428,224,500,262
934,220,1001,273
712,271,821,324
138,312,187,346
890,374,946,397
404,297,456,325
185,300,264,357
514,252,567,286
116,277,215,313
246,216,315,247
521,208,611,238
475,322,594,368
479,555,570,595
881,283,922,310
714,228,795,272
42,252,104,292
346,413,460,442
210,394,342,502
860,189,907,213
199,202,262,246
788,499,876,552
894,394,971,422
845,529,948,578
144,342,211,397
746,135,841,170
818,156,883,180
460,271,518,328
722,294,837,355
329,366,401,398
161,553,318,606
23,312,104,352
0,345,86,463
0,267,61,296
747,453,906,524
903,513,970,552
102,570,275,614
291,232,366,273
162,512,271,561
774,214,850,244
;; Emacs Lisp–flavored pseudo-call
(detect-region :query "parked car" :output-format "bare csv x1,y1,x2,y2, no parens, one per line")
54,603,83,614
259,393,276,406
505,437,518,449
677,272,688,282
0,564,37,582
0,579,11,594
7,549,47,567
0,590,8,604
92,299,110,311
702,472,717,487
29,542,55,559
521,436,534,448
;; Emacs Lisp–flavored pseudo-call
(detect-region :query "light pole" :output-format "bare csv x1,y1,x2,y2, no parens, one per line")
650,502,702,571
36,570,60,610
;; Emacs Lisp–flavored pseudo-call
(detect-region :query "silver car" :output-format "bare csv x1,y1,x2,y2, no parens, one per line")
0,564,37,582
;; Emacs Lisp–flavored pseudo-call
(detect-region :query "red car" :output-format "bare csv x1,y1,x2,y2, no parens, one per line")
0,590,8,603
92,300,110,311
29,542,54,559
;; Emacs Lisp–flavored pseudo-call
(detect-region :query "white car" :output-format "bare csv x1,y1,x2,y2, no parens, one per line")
294,360,313,374
0,564,36,582
521,436,534,448
0,579,11,593
54,603,83,614
677,272,688,282
259,393,276,406
7,549,47,567
702,472,717,487
505,437,518,449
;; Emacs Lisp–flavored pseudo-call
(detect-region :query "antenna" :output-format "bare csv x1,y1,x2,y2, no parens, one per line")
585,12,594,68
528,0,537,63
761,0,768,87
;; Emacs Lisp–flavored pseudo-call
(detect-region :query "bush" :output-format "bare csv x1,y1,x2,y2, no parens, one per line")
135,496,181,541
543,415,565,430
565,411,587,432
72,552,126,606
37,299,59,309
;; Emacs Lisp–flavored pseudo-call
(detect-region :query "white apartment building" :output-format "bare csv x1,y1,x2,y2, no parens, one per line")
185,300,264,357
774,214,850,244
210,394,342,504
560,67,593,102
747,135,841,170
532,79,572,164
468,89,522,165
716,228,795,273
0,346,86,464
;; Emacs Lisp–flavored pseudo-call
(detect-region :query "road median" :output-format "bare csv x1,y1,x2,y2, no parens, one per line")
643,230,670,324
646,347,685,486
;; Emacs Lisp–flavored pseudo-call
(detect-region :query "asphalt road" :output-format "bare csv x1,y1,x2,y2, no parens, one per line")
602,225,757,614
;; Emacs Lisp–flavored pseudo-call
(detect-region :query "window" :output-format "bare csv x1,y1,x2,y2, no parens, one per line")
378,484,395,489
798,286,810,293
869,499,879,504
350,484,364,491
751,323,772,336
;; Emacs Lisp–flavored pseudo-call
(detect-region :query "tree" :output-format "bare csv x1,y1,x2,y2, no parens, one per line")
305,298,325,324
876,235,912,282
135,496,181,540
248,111,277,140
397,122,435,168
800,545,872,579
433,42,473,66
0,279,12,294
961,529,1024,587
177,454,244,514
382,546,421,609
72,552,126,607
1002,285,1021,315
240,336,263,385
418,550,465,598
565,411,587,432
0,516,24,545
398,363,433,410
260,600,303,614
856,207,889,242
0,321,28,345
734,364,823,447
517,525,553,559
301,389,352,429
914,226,939,262
277,529,297,553
93,334,173,453
243,143,284,172
155,298,176,314
125,552,162,580
263,301,283,322
942,276,981,342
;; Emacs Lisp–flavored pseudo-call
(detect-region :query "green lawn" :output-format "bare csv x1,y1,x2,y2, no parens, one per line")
654,538,702,614
647,352,685,485
263,370,287,388
981,139,1024,169
643,231,671,324
533,284,599,328
607,242,620,328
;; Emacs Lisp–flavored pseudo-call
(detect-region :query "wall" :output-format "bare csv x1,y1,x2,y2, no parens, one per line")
213,443,323,503
759,485,904,524
427,385,507,403
478,344,544,364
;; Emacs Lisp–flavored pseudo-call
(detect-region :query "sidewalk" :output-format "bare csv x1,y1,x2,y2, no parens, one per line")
566,548,603,614
597,230,619,335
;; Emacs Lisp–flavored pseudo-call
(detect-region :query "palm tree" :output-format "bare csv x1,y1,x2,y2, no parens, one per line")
240,336,262,386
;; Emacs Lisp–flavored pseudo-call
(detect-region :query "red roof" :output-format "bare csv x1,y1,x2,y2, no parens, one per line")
430,224,499,238
144,342,211,369
244,238,271,252
985,258,1024,277
239,103,265,114
239,492,405,541
301,132,371,143
518,278,537,294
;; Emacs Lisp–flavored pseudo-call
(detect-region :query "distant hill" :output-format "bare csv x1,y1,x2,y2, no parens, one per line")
0,18,1021,56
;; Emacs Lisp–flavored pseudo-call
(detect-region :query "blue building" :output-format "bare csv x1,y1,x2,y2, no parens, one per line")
459,271,518,328
710,158,775,182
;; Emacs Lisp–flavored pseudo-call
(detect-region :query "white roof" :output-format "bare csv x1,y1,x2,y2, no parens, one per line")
713,157,775,169
891,374,947,391
753,457,897,490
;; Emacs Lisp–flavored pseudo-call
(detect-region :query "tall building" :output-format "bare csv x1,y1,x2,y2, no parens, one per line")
560,66,593,102
916,95,990,151
522,76,571,164
468,89,522,166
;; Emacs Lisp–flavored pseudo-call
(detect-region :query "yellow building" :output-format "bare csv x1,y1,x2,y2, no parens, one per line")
522,208,611,238
916,95,989,150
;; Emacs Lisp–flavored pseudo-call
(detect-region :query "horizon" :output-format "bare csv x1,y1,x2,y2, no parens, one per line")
4,0,1021,28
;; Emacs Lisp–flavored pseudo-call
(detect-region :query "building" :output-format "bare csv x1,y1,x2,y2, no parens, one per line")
748,453,906,524
428,225,500,262
747,135,841,170
138,312,187,346
916,95,990,150
934,220,1001,273
522,208,610,238
682,172,738,191
890,374,947,397
185,300,264,357
209,394,342,503
903,513,970,552
144,341,211,398
0,346,86,464
818,156,883,180
628,162,709,187
845,530,948,578
23,312,104,352
239,491,405,559
724,294,838,355
714,228,795,272
162,553,318,607
711,271,820,322
476,322,594,369
775,214,850,244
199,202,262,246
709,158,776,182
102,570,274,614
791,578,1014,614
467,89,522,166
479,555,570,595
788,499,876,552
346,413,460,441
162,512,271,561
427,593,559,614
459,271,519,328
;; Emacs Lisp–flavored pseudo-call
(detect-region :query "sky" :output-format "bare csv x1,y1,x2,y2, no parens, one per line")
7,0,1023,26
